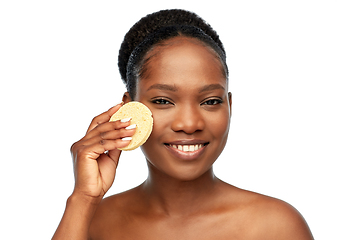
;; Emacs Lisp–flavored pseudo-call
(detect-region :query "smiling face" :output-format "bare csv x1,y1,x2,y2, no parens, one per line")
133,36,231,181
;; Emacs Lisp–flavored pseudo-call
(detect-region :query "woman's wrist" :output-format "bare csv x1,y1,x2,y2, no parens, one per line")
52,192,102,239
68,191,103,208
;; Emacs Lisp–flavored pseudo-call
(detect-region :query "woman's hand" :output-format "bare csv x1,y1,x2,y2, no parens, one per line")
70,103,135,201
52,103,135,240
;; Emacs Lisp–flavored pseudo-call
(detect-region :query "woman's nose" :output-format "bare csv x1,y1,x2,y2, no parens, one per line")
171,105,205,134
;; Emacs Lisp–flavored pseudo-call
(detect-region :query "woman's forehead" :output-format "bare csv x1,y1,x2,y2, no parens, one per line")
141,37,226,81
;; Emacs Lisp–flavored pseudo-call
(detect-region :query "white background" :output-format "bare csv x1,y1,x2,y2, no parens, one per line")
1,0,359,239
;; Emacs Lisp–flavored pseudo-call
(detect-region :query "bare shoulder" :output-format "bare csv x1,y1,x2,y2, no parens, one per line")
251,195,313,239
220,182,314,240
89,186,142,239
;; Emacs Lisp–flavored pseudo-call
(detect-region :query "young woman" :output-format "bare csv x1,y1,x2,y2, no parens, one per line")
53,9,313,240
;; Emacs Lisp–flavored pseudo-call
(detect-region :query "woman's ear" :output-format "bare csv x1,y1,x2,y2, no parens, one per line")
228,92,232,117
122,92,132,104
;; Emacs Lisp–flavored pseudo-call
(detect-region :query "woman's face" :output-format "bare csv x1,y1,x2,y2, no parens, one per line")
134,37,231,181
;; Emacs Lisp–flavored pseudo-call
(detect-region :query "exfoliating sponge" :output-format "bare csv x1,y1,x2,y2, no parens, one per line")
109,101,153,151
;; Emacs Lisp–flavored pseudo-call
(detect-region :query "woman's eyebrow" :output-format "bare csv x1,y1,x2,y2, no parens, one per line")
147,83,178,92
198,84,225,93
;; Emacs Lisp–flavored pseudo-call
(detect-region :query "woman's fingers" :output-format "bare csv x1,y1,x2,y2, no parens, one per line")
79,138,131,161
84,119,133,142
105,148,122,167
86,103,123,134
80,126,135,151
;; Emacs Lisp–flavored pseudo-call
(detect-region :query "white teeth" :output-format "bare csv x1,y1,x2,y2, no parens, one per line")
170,144,205,152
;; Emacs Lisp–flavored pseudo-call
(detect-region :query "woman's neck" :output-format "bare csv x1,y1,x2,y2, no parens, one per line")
140,163,221,217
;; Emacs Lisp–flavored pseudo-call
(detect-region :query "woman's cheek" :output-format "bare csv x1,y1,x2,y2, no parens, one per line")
152,108,170,129
210,107,230,126
143,108,170,144
209,109,231,147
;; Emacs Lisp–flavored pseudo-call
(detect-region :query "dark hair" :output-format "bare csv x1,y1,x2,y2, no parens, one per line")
118,9,228,99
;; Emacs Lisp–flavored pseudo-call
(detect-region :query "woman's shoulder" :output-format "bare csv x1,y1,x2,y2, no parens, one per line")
219,181,314,239
89,186,143,238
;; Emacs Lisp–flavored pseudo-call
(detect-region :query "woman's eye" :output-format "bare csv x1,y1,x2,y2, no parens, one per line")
152,98,172,105
202,98,223,105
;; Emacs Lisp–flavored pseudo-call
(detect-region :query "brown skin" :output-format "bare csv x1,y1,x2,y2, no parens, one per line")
53,37,313,239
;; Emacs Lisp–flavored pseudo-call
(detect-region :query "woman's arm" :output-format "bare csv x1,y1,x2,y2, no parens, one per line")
52,103,135,240
52,193,100,240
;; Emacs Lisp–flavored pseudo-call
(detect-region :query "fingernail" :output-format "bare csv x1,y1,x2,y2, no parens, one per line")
122,137,132,141
125,124,136,130
121,117,132,122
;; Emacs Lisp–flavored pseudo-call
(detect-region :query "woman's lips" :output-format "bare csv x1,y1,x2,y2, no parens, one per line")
164,140,209,160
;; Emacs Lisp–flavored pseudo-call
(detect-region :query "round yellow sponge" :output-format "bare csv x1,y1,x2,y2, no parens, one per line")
109,101,153,151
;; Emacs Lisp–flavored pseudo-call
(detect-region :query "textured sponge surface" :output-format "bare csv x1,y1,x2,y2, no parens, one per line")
109,102,153,151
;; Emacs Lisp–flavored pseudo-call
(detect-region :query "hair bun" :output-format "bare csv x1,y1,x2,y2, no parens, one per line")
118,9,224,84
